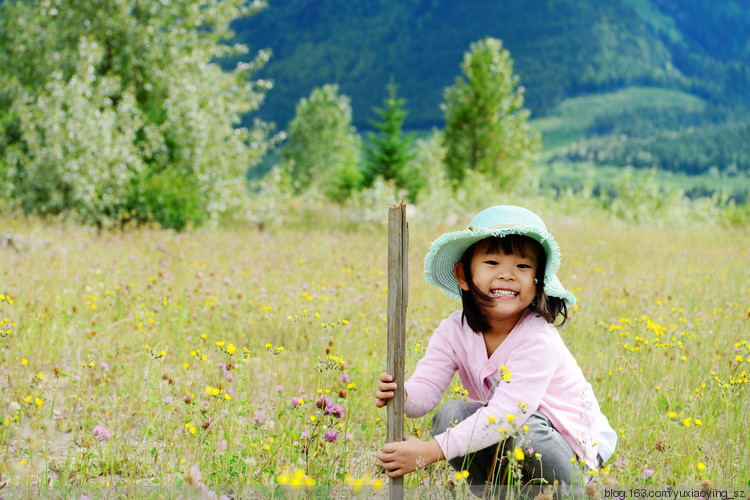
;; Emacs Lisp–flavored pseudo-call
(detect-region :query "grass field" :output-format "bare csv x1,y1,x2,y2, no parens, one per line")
0,208,748,498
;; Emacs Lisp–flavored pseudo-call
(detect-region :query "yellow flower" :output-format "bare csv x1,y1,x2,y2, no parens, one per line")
667,411,677,419
514,447,525,461
226,343,236,354
372,479,384,491
697,462,706,471
506,413,516,423
488,415,496,423
21,358,28,366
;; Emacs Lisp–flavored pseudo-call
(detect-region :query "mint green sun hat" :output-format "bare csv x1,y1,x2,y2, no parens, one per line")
424,205,577,306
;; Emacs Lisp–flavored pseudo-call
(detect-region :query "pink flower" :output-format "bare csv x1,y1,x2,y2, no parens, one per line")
217,439,227,453
346,432,354,441
290,397,301,408
163,396,173,404
341,373,350,383
276,385,284,394
300,431,310,440
93,425,111,442
186,465,202,485
641,468,654,480
100,362,109,371
332,404,345,419
323,429,338,442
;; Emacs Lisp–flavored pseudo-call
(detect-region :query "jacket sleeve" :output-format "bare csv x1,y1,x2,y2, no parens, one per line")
433,331,562,461
403,325,459,418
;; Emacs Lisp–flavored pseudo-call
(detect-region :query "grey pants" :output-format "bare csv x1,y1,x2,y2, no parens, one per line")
431,400,587,498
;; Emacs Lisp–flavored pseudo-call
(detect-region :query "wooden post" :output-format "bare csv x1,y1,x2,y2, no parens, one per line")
387,202,408,500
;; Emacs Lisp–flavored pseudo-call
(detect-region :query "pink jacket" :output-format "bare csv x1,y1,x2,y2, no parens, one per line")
403,309,610,467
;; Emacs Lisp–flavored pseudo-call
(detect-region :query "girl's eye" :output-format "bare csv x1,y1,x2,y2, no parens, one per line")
517,264,532,269
485,260,499,266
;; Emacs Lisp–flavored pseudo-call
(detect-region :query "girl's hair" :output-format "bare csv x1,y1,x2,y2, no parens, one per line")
459,235,568,333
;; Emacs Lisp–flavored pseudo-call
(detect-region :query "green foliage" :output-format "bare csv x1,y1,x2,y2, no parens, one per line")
279,84,361,202
128,169,207,231
0,0,276,228
362,84,422,202
442,37,540,189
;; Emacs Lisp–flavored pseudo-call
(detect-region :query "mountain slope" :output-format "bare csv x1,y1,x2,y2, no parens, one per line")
232,0,749,130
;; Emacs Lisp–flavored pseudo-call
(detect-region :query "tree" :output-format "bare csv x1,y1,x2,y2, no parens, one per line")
362,83,423,202
0,0,276,229
279,84,361,201
442,37,540,189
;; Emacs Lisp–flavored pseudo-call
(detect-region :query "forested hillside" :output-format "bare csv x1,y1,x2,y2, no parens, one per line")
230,0,750,182
232,0,750,129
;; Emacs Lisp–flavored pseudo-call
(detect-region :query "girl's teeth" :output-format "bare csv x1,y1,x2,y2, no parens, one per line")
492,290,517,297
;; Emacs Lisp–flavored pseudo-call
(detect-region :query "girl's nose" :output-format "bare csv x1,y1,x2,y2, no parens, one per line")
497,268,514,280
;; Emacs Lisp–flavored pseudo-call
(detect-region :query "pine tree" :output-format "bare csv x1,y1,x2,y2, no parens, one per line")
362,83,422,201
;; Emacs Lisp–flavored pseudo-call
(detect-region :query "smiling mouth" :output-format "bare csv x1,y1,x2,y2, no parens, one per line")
490,289,518,298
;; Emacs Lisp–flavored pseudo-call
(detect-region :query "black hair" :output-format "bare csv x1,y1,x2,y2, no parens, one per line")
458,235,568,333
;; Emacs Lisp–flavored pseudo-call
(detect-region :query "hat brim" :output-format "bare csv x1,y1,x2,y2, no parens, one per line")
424,225,577,307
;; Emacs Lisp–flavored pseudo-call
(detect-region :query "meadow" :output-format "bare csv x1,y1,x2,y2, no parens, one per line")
0,205,748,498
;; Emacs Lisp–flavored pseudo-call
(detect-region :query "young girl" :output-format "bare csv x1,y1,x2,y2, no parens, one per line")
375,205,616,495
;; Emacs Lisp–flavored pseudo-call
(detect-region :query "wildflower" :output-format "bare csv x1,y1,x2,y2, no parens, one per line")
93,425,111,442
317,396,334,414
100,362,109,371
642,468,654,480
514,447,525,461
254,411,265,426
276,385,284,394
332,404,345,419
341,373,351,383
186,465,202,485
300,431,310,440
163,396,173,404
697,463,706,471
290,397,301,408
323,429,338,442
506,413,516,423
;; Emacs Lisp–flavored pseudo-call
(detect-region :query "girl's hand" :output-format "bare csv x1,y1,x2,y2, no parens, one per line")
377,437,444,478
374,372,398,408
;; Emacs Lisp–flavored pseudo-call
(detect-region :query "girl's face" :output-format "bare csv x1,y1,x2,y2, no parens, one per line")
454,238,540,329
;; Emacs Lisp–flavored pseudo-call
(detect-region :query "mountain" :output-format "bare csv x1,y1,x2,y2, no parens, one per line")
230,0,750,180
232,0,750,130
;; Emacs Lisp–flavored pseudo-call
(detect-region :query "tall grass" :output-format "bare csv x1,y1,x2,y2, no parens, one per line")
0,207,748,497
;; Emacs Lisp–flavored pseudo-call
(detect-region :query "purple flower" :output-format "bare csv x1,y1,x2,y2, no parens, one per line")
163,396,173,404
93,425,111,442
300,431,310,440
346,432,354,441
317,396,334,414
225,372,234,383
254,411,265,427
323,429,338,442
290,397,301,408
332,404,345,419
100,362,109,371
276,385,284,394
641,468,654,480
341,373,350,383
